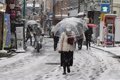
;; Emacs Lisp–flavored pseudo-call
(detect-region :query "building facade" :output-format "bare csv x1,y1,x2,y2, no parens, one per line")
113,0,120,16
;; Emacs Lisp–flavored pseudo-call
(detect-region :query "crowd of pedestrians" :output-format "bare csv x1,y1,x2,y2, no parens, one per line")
26,13,93,75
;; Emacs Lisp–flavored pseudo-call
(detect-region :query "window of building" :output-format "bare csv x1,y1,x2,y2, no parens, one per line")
113,11,117,14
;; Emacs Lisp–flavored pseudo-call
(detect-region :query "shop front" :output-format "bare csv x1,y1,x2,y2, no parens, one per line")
100,14,117,46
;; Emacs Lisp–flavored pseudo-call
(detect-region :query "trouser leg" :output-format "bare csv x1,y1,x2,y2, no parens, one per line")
30,37,32,46
63,66,66,75
54,40,57,50
89,41,91,47
54,36,59,51
86,40,89,49
77,40,80,49
79,39,83,50
67,66,70,73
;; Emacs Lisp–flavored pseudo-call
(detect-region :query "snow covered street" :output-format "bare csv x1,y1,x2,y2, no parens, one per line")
0,38,120,80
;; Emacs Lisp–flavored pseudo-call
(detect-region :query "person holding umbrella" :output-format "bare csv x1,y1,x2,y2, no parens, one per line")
76,12,87,50
25,25,33,46
58,27,76,75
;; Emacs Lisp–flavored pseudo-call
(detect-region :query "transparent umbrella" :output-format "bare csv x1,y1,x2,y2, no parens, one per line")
26,20,38,27
54,17,88,37
63,17,88,30
54,23,79,37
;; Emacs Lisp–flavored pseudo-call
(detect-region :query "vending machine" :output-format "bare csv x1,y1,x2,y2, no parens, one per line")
104,14,116,46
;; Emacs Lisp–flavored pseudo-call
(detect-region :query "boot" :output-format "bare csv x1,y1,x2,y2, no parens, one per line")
67,66,70,73
63,66,66,75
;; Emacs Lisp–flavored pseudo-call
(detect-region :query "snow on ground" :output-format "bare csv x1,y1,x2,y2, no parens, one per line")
0,38,120,80
93,44,120,56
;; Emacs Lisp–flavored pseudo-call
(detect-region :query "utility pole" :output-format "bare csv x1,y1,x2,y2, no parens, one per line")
53,0,55,25
22,0,26,19
61,0,63,19
32,0,36,19
33,0,36,15
78,0,80,13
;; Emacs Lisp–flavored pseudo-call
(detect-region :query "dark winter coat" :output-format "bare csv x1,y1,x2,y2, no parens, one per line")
60,51,73,66
26,26,33,38
85,28,92,41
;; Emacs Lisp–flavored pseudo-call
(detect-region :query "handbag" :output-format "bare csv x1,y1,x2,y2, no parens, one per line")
67,37,74,45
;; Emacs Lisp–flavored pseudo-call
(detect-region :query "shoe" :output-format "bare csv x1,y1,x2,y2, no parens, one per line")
63,72,66,75
78,48,81,50
54,48,56,51
67,67,70,73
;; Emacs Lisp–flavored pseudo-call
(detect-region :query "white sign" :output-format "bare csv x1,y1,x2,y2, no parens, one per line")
16,27,23,39
102,6,108,12
16,27,25,53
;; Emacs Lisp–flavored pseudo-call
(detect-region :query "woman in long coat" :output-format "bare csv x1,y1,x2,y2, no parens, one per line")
57,27,76,75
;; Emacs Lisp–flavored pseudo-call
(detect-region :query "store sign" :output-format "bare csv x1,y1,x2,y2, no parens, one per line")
101,3,110,13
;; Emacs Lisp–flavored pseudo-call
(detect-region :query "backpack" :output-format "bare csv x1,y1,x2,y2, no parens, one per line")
67,37,74,45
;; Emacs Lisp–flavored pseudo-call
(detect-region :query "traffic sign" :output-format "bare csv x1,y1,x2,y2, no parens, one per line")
101,3,110,13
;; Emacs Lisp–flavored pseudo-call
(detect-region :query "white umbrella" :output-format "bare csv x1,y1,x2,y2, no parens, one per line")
26,20,38,26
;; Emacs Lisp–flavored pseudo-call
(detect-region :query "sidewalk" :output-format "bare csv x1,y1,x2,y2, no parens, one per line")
92,44,120,56
92,44,120,80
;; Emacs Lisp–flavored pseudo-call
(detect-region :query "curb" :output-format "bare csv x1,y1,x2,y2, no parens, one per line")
91,46,116,56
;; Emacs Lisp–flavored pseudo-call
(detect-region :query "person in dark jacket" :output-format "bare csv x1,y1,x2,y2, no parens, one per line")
51,26,59,51
25,25,33,46
85,27,93,50
77,31,85,50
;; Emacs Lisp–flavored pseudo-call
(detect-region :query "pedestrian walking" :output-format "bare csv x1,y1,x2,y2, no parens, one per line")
58,27,76,75
85,27,93,50
51,26,59,51
25,25,33,46
76,12,87,50
77,30,85,50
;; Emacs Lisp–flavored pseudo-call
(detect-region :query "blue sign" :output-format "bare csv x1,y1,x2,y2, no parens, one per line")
101,3,110,13
4,14,11,48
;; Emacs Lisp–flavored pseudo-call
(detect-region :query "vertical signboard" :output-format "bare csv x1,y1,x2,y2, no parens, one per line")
4,14,11,48
16,23,25,52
